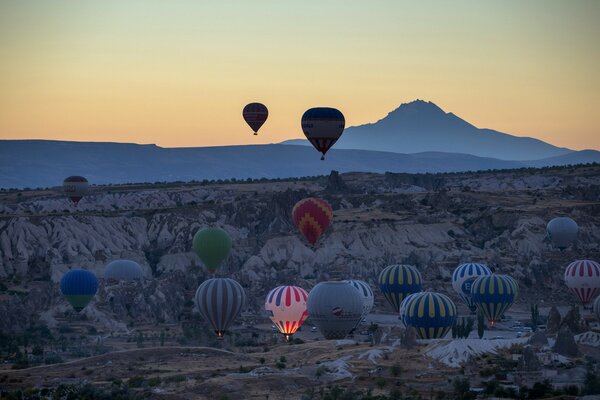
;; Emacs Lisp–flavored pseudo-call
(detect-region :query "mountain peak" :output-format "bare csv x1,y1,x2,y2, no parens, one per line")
379,100,446,123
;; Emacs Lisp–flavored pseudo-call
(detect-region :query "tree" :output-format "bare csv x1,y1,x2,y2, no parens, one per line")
477,309,485,339
530,304,539,332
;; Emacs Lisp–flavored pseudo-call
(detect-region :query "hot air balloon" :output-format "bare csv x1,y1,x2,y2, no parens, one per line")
192,227,232,273
564,260,600,305
104,259,144,282
307,281,363,340
378,264,423,313
63,176,89,206
471,274,517,327
265,285,308,340
195,278,245,339
243,103,268,135
452,263,492,313
60,269,98,312
547,217,578,250
344,280,374,328
593,295,600,320
400,292,457,339
301,107,345,160
292,197,333,246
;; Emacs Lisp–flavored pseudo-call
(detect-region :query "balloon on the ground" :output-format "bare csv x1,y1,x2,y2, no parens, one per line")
400,292,457,339
63,176,89,206
243,103,268,135
195,278,245,339
378,264,423,313
104,259,144,281
307,281,363,340
265,285,308,340
564,260,600,305
292,197,333,246
547,217,578,250
344,280,374,328
301,107,345,160
192,227,232,273
60,269,98,312
452,263,492,313
471,274,517,327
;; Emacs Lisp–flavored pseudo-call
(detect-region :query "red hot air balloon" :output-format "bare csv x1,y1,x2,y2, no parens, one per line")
243,103,268,135
564,260,600,305
63,176,89,206
301,107,345,160
292,197,333,246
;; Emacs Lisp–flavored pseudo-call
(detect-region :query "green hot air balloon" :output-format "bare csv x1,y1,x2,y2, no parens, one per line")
192,227,232,273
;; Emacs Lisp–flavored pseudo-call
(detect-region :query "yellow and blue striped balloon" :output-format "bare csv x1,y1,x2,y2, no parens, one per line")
378,264,423,313
471,274,517,327
401,292,457,339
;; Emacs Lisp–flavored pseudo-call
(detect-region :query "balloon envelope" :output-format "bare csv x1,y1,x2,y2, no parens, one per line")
452,263,492,313
378,264,423,313
307,281,363,340
593,295,600,320
292,197,333,246
63,176,89,205
547,217,578,249
344,280,374,326
243,103,268,134
564,260,600,305
265,285,308,339
60,269,98,312
195,278,245,338
192,227,232,273
471,275,517,327
301,107,345,159
104,259,144,281
401,292,457,339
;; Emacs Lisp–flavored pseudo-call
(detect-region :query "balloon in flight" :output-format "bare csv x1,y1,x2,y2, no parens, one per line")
63,176,89,206
265,285,309,340
301,107,345,160
307,281,363,340
192,227,232,273
564,260,600,305
195,278,245,339
452,263,492,313
547,217,578,250
104,259,144,281
292,197,333,246
242,103,268,135
400,292,457,339
60,269,98,312
470,274,517,327
378,264,423,313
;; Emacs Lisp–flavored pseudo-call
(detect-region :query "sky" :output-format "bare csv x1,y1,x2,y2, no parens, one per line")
0,1,599,150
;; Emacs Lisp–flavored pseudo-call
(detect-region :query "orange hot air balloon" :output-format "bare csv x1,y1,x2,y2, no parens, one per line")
243,103,268,135
292,197,333,246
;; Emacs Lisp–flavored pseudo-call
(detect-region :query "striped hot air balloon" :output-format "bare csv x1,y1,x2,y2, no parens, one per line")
471,274,517,327
301,107,345,160
400,292,457,339
378,264,423,313
292,197,333,246
60,269,98,312
344,280,375,327
564,260,600,305
452,263,492,313
195,278,245,339
63,176,89,206
242,103,268,135
265,285,308,340
104,259,144,282
192,227,232,273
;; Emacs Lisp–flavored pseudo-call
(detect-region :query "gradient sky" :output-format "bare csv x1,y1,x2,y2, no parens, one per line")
1,1,599,150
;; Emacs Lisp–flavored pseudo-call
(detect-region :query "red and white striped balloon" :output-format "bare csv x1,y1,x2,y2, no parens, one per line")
265,285,309,340
564,260,600,305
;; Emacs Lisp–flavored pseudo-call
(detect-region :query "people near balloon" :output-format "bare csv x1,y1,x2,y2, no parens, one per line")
104,259,144,282
292,197,333,246
63,176,89,206
547,217,578,250
452,263,492,313
265,285,309,341
400,292,457,339
60,268,98,312
242,103,268,135
301,107,345,160
307,281,363,340
195,278,245,339
192,227,232,273
378,264,423,313
470,274,517,327
344,280,374,330
564,259,600,305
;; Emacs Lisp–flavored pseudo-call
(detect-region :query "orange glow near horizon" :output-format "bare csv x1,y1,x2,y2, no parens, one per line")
0,1,599,150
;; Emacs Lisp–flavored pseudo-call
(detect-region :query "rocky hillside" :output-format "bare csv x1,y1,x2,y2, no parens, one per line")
1,165,599,333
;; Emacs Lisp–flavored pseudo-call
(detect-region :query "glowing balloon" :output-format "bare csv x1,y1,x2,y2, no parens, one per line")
292,197,333,246
378,264,422,313
400,292,457,339
265,285,308,340
452,263,492,313
60,269,98,312
243,103,268,135
195,278,245,339
301,107,345,160
564,260,600,305
63,176,89,206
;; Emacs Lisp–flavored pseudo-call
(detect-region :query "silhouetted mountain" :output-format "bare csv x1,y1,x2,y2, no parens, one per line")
283,100,573,160
1,140,598,188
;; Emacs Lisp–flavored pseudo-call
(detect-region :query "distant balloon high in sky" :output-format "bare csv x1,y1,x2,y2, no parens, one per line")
242,103,268,135
292,197,333,246
452,263,492,313
192,227,232,273
63,176,89,206
471,274,517,327
378,264,423,313
60,268,98,312
301,107,345,160
400,292,457,339
564,260,600,305
547,217,578,250
195,278,245,339
265,285,309,340
307,281,363,340
104,259,144,281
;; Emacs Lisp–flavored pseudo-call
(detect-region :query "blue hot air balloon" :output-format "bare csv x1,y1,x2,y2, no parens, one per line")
301,107,345,160
400,292,457,339
471,274,517,327
452,263,492,313
60,268,98,312
378,264,422,313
